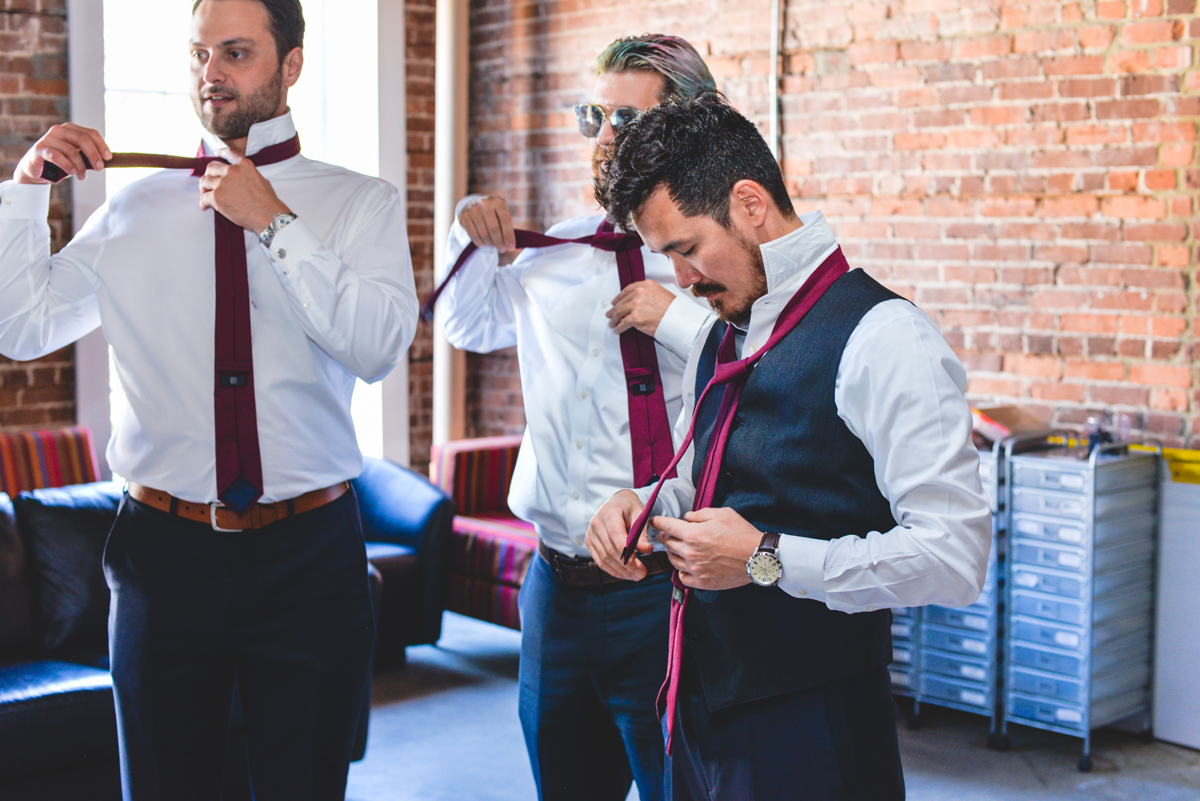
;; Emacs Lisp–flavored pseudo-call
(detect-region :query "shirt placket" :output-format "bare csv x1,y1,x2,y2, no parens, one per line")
563,264,617,553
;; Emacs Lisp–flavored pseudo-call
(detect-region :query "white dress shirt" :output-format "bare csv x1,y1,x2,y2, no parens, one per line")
0,113,417,503
441,201,714,557
638,211,992,612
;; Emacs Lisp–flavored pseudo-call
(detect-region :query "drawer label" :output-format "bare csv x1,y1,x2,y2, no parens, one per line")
961,665,987,681
1053,631,1081,648
1055,708,1083,723
961,638,987,654
961,690,987,706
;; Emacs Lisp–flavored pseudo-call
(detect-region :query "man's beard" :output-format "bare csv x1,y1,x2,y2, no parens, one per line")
192,67,284,141
691,229,768,327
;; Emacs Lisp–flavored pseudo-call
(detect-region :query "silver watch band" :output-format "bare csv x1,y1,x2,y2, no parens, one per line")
259,212,296,248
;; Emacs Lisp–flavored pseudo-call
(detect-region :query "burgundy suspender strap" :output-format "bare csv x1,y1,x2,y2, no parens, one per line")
620,247,851,755
422,220,676,488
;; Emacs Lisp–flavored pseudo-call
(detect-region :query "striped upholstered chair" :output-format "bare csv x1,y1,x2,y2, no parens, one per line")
429,436,536,630
0,427,100,497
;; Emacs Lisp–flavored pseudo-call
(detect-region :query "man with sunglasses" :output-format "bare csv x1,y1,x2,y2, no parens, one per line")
439,34,716,801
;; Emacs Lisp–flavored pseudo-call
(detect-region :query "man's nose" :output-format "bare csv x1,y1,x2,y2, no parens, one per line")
203,59,225,86
671,256,697,289
596,118,616,148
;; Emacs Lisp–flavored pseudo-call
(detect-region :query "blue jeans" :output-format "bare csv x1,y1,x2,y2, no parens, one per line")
518,552,672,801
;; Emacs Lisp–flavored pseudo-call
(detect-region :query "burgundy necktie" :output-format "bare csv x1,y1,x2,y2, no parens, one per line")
41,137,302,514
424,220,676,488
621,247,850,754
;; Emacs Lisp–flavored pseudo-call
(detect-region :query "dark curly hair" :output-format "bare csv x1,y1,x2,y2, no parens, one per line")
595,91,794,231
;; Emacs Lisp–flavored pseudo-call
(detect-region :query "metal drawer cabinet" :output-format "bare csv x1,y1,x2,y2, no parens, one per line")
889,606,919,698
1002,444,1158,772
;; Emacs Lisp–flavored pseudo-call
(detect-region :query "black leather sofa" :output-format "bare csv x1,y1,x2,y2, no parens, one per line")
0,457,453,800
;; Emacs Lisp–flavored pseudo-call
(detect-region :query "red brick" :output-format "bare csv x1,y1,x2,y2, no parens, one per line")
1062,314,1120,334
1130,364,1191,388
1120,20,1184,45
1143,169,1176,190
1043,56,1106,75
1110,50,1153,73
1066,360,1126,381
1041,196,1100,217
1131,122,1196,143
1101,196,1167,219
1079,26,1116,49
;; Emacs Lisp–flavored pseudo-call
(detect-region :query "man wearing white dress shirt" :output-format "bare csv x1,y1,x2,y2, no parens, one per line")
0,1,416,798
589,93,991,798
440,35,716,801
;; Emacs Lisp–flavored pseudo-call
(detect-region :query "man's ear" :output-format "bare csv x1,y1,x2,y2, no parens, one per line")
282,47,304,89
729,179,770,232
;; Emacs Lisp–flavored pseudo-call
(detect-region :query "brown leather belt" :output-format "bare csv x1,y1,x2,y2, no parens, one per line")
127,481,350,531
538,540,672,587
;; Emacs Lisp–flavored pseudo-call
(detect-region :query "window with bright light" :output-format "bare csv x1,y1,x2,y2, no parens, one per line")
102,0,384,461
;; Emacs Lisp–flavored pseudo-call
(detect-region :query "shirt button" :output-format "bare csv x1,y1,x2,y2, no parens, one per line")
572,491,581,500
575,536,586,548
799,589,808,597
303,302,311,308
276,248,286,259
867,605,877,612
576,441,584,449
593,349,600,357
580,390,589,400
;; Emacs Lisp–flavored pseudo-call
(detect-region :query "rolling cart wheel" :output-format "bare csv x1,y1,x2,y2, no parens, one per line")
987,733,1010,751
1077,756,1093,773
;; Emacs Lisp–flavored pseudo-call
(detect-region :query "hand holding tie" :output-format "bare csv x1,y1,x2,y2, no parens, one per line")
654,507,761,591
15,122,113,184
608,279,675,337
197,150,292,234
586,489,652,581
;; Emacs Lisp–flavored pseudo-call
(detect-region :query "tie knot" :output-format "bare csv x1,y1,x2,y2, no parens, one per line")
591,231,641,253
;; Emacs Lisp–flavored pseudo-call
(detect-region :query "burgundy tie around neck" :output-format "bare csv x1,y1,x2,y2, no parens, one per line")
40,136,302,513
620,246,850,755
424,219,676,489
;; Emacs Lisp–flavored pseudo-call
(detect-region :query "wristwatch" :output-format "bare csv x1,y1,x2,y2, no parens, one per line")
258,212,297,249
746,531,783,587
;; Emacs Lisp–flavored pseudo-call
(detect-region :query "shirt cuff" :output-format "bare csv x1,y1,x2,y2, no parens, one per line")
654,296,711,359
776,535,830,602
0,181,51,219
264,217,322,279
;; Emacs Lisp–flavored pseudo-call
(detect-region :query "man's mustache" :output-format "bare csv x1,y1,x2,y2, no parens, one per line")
691,281,725,299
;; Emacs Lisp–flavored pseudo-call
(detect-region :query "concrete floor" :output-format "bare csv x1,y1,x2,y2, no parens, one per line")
347,613,1200,800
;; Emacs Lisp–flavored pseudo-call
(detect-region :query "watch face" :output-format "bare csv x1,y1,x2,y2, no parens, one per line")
748,552,782,586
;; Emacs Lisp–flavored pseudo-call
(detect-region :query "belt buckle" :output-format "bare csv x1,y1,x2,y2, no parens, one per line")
210,502,242,532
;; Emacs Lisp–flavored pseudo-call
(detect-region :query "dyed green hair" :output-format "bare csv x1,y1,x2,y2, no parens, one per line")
595,35,717,102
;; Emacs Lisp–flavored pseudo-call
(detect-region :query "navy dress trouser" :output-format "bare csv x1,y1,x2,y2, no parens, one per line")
517,552,672,801
102,491,375,801
669,658,905,801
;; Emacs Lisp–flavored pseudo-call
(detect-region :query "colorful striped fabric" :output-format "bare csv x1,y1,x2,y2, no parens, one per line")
0,427,100,497
430,435,523,517
431,436,537,631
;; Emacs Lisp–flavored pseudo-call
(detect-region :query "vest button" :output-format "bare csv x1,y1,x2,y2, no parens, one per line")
731,416,742,431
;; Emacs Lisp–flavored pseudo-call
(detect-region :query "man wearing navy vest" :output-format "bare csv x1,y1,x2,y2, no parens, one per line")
440,36,717,801
588,92,992,799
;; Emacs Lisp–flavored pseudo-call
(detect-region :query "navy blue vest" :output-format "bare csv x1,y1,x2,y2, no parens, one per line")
686,268,903,711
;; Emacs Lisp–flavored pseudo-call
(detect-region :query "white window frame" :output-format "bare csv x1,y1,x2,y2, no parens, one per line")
68,0,410,478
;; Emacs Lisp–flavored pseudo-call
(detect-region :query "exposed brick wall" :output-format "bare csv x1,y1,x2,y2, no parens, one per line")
461,0,1200,448
407,0,436,476
0,0,74,431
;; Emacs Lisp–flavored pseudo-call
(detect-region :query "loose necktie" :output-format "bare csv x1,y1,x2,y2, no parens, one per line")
424,220,676,488
620,247,850,754
42,136,303,514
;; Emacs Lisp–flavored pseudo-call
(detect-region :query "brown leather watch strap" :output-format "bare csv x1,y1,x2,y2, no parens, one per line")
759,531,782,551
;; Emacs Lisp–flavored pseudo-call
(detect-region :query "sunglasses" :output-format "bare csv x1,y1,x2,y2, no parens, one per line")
574,104,642,138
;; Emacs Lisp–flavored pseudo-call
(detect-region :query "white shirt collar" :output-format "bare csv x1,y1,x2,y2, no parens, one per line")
200,110,298,158
737,210,839,352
